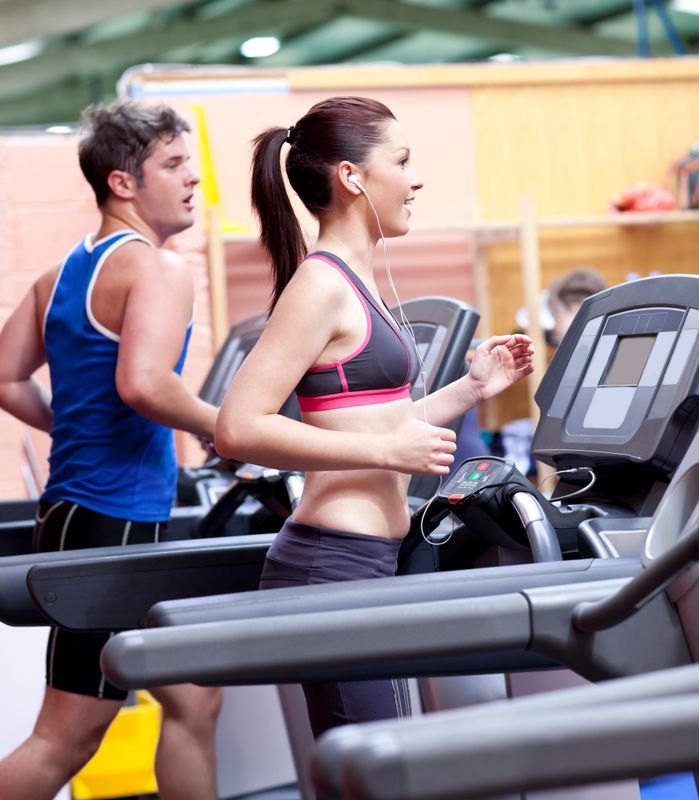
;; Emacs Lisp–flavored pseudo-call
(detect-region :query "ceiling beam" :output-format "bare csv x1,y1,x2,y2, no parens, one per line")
572,1,636,28
338,0,641,55
0,0,644,104
0,0,674,123
0,0,197,48
0,0,335,101
0,74,120,126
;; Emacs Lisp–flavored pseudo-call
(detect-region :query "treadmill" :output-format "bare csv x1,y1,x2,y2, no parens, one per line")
103,273,699,667
104,422,699,687
309,459,699,800
0,295,480,631
100,275,699,799
0,295,479,800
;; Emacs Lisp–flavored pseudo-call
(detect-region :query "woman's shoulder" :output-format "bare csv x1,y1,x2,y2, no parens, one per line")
290,253,354,299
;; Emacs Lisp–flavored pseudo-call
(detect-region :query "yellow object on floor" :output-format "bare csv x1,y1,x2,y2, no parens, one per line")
70,691,161,800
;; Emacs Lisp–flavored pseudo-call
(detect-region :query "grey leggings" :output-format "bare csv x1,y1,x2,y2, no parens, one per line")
259,519,413,738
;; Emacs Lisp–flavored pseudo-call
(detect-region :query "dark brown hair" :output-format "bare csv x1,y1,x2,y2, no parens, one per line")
78,100,190,207
250,96,396,310
549,268,608,311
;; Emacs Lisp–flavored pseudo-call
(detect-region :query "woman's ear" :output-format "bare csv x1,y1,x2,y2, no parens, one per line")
338,161,364,195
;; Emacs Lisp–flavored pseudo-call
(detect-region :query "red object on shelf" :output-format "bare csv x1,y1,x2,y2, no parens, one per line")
609,184,677,213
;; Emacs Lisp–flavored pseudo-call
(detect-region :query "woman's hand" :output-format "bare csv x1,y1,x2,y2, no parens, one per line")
467,333,534,402
383,417,457,475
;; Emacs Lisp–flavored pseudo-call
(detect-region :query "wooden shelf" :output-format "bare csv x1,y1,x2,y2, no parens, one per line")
468,199,699,444
464,209,699,243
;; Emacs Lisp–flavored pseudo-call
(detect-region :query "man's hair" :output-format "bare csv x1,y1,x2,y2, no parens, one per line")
549,268,607,311
78,100,190,207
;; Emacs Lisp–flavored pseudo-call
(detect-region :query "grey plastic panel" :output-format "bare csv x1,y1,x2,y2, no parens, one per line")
0,535,273,628
644,436,699,563
582,334,616,387
664,328,699,385
527,579,691,679
580,516,650,558
548,337,594,418
399,296,479,398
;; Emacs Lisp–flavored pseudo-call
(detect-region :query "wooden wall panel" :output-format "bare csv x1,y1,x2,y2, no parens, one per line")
224,232,477,326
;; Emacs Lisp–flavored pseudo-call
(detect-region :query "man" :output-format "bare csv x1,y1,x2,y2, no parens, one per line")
547,267,607,346
0,100,222,800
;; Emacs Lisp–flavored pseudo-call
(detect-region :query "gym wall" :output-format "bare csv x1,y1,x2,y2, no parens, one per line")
2,56,699,496
0,132,215,493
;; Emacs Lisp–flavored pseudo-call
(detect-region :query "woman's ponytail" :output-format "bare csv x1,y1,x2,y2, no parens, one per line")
251,127,307,311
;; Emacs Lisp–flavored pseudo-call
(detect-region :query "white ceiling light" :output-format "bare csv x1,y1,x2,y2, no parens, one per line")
0,40,43,67
672,0,699,14
240,36,281,58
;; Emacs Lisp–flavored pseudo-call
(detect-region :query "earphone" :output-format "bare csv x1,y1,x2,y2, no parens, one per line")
348,174,365,193
347,171,426,399
349,169,457,543
347,168,452,544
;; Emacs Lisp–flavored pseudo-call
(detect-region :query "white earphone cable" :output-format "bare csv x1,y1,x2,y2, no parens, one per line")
360,184,453,546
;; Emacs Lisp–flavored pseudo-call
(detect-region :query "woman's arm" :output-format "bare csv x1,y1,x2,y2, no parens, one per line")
215,263,457,476
414,334,534,427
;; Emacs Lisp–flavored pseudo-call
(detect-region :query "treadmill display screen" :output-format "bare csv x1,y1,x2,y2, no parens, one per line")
409,322,445,398
602,335,655,387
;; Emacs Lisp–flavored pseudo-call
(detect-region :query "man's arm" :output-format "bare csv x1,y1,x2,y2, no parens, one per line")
0,279,52,432
114,246,217,439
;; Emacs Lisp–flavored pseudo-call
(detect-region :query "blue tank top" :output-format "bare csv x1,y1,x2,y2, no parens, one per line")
295,252,420,412
41,230,192,522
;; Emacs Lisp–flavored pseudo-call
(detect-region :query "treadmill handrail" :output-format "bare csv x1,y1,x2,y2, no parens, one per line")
313,692,699,800
312,663,699,800
510,491,562,562
148,557,639,628
572,518,699,632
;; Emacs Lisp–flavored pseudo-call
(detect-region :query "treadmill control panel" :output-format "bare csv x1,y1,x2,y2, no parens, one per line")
439,457,515,504
532,276,699,474
550,306,687,442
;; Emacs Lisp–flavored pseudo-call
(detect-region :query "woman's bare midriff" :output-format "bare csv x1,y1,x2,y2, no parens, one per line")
293,396,415,540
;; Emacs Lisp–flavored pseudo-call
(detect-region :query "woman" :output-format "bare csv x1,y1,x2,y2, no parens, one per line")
215,96,533,737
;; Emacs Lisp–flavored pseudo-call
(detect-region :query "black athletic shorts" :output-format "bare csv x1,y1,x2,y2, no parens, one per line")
34,499,167,701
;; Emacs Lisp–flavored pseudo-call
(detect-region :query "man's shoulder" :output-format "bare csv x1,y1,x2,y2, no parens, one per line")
115,243,193,308
34,264,62,315
109,238,187,276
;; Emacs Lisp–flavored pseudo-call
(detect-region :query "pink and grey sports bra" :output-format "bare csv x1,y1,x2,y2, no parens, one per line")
295,251,420,412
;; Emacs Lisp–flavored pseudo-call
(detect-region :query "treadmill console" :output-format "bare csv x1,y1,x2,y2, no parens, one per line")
409,456,591,559
533,276,699,487
439,457,516,504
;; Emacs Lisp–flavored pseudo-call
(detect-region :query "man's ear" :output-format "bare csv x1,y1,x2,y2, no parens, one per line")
107,169,137,201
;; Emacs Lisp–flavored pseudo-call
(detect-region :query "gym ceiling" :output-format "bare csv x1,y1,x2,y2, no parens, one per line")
1,0,698,126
